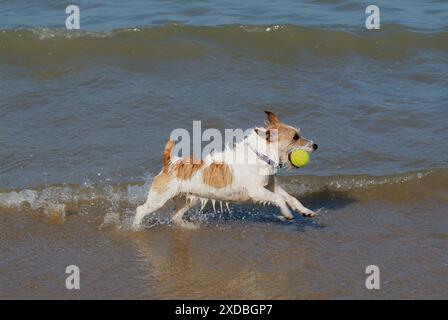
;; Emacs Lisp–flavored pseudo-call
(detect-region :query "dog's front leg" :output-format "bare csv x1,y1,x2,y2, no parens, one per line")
249,188,293,220
273,178,316,218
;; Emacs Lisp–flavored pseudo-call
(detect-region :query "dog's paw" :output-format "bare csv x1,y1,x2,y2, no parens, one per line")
301,209,317,218
280,211,294,220
277,215,293,222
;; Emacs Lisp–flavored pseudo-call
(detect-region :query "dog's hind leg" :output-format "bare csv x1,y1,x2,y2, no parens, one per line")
133,172,178,226
172,195,198,224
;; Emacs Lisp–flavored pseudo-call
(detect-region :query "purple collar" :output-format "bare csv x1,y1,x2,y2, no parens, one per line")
253,149,279,168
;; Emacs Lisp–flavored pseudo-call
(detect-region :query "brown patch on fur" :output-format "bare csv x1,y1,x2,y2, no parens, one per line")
163,140,175,173
267,123,296,145
263,111,310,148
267,122,311,158
202,162,233,189
296,137,308,147
173,157,204,180
265,110,280,125
151,172,172,194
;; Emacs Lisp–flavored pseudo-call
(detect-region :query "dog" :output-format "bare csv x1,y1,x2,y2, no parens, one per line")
133,111,318,227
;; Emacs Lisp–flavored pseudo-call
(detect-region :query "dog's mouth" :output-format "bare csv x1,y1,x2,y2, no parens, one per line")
286,152,299,169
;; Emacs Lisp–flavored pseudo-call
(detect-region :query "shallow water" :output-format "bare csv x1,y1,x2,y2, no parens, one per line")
1,194,447,299
1,0,448,299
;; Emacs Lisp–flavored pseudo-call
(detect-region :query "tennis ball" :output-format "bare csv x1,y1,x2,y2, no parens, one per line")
289,149,310,168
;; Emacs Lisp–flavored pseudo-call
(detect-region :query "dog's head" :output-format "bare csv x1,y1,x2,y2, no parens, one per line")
255,111,318,168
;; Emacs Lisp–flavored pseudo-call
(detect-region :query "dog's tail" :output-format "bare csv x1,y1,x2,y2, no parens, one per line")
162,140,175,173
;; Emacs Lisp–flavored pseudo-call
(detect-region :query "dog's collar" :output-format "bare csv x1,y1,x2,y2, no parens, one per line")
249,147,280,168
254,150,278,168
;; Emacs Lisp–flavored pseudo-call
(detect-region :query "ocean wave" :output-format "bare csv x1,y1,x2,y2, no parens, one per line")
1,24,447,66
0,168,446,214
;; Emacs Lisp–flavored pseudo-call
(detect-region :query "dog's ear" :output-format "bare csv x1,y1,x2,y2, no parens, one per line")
254,127,277,143
264,111,280,125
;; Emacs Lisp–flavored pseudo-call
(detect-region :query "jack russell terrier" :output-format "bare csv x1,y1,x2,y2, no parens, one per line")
133,111,318,227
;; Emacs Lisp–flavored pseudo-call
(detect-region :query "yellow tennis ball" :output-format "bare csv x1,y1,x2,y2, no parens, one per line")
290,149,310,168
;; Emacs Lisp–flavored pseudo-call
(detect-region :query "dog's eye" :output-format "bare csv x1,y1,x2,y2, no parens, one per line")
293,133,300,141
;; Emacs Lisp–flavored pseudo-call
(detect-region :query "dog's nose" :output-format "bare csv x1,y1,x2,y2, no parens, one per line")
312,143,318,151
